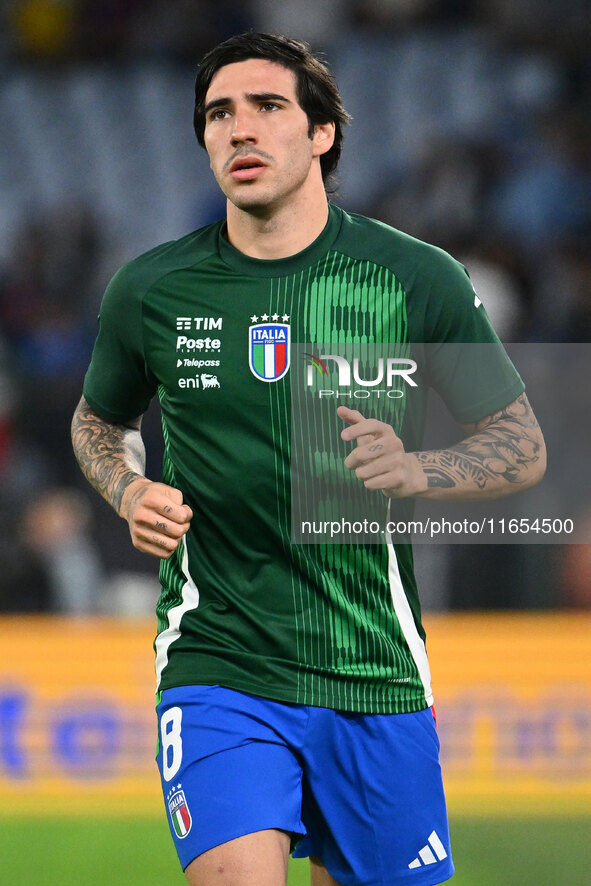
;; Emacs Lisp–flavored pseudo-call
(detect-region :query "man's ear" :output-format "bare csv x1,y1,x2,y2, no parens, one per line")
312,121,336,157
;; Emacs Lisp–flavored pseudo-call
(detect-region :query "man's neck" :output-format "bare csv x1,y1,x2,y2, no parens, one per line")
225,191,330,260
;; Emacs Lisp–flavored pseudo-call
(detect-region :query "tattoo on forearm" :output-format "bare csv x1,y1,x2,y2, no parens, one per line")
416,394,543,494
71,399,146,515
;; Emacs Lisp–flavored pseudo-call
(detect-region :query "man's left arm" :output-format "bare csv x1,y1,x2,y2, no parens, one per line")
339,392,546,501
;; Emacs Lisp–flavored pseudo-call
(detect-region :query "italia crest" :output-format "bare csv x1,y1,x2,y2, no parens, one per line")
167,784,192,839
249,320,290,382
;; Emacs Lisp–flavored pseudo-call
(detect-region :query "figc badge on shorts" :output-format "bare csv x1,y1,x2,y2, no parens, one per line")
167,785,192,838
249,322,290,382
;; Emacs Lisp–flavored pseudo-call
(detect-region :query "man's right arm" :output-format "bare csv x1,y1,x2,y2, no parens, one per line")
71,396,192,559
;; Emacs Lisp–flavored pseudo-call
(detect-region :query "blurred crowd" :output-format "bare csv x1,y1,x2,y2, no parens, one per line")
0,0,590,613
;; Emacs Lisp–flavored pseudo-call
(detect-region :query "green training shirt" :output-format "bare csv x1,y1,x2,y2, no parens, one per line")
83,205,524,714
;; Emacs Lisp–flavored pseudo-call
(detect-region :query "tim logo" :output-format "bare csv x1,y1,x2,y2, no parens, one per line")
167,785,192,839
249,323,290,382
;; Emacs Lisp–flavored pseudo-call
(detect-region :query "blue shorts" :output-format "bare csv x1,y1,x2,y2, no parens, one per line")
156,685,453,886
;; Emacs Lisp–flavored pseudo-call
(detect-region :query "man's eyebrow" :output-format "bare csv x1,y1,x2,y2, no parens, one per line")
247,92,292,104
204,97,231,116
204,93,292,115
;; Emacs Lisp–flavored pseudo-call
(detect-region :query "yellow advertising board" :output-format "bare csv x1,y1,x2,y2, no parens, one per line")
0,614,589,817
426,613,591,816
0,617,160,816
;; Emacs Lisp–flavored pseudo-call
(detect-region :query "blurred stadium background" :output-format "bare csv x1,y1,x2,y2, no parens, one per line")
0,1,590,884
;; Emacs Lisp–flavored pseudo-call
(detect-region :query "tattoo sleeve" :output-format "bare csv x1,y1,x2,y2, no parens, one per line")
71,396,147,515
414,393,546,499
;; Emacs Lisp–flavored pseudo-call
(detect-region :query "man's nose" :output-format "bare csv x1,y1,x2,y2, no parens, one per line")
230,107,258,144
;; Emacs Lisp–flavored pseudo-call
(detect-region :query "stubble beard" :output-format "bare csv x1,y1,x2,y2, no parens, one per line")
224,162,315,221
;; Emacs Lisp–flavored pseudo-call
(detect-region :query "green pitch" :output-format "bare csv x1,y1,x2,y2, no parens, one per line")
1,817,589,885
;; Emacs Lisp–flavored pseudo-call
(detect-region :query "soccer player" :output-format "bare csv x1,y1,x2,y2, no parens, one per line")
71,32,546,886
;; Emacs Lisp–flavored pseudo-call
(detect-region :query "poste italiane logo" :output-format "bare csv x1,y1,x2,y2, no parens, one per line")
249,314,290,382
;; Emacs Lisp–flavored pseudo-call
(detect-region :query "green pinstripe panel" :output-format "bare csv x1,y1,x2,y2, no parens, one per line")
267,253,416,709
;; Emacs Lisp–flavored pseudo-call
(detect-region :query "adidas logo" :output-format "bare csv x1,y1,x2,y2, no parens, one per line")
408,830,448,869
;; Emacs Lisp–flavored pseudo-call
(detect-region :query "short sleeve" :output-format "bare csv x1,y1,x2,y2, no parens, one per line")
83,264,157,422
420,252,525,423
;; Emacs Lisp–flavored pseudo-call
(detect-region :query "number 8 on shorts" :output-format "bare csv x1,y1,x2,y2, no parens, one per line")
161,705,183,782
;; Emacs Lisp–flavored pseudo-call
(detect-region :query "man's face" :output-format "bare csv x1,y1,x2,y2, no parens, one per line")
203,58,331,213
